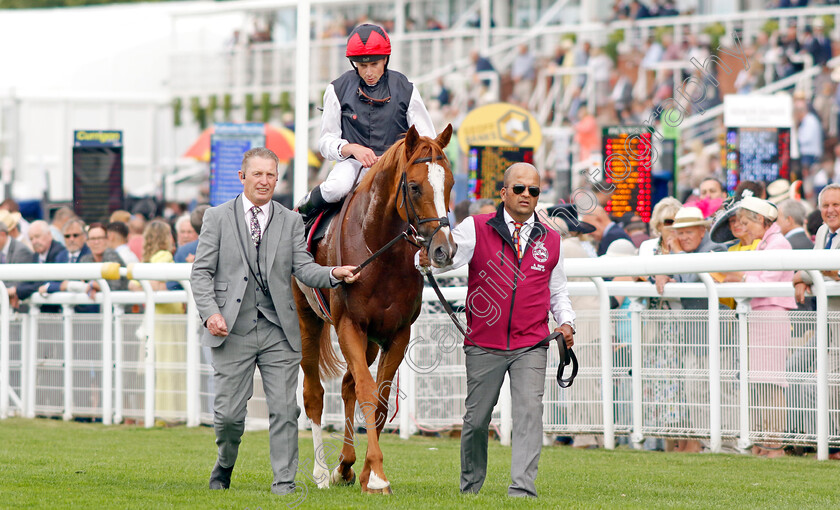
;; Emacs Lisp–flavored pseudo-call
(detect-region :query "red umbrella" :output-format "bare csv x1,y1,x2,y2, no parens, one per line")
182,124,295,162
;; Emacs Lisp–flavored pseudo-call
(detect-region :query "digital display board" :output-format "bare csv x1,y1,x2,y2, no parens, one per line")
209,123,266,206
724,127,790,193
467,146,534,201
72,130,124,224
601,126,653,221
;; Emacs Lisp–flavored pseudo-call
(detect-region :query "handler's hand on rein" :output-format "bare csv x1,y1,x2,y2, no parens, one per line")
332,266,361,283
206,313,228,337
556,324,574,348
418,247,431,268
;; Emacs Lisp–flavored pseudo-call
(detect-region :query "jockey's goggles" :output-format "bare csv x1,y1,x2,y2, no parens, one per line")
357,87,391,106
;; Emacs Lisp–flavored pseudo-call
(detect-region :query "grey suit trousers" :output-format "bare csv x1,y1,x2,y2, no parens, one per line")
461,345,547,498
212,316,301,488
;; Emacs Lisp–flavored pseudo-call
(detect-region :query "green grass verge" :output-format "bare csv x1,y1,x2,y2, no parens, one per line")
0,418,838,509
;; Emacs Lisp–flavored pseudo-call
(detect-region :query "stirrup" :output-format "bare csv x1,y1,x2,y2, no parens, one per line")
296,186,329,223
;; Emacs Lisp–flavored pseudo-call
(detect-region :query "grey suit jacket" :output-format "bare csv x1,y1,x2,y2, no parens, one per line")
799,224,839,285
190,196,335,349
786,229,814,250
4,238,35,287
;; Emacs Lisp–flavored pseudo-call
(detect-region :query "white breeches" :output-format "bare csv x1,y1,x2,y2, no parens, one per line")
320,158,369,203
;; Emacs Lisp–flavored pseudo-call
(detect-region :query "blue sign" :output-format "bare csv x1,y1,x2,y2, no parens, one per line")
209,123,266,206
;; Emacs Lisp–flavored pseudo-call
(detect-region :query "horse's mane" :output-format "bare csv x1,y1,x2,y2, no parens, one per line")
355,132,445,193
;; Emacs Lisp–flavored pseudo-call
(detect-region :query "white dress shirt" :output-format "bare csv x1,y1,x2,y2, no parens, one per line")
241,195,271,239
241,195,339,284
319,81,436,161
424,209,576,327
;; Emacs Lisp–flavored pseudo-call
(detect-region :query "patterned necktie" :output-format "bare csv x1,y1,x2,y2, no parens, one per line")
512,222,523,262
826,231,837,250
249,206,262,248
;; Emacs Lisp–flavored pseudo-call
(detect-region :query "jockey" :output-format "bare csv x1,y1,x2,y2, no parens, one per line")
296,23,437,221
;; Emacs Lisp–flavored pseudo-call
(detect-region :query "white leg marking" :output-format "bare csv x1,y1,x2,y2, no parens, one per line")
367,471,390,490
311,423,330,489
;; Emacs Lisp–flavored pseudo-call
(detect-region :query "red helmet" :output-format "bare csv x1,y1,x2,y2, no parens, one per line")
346,24,391,63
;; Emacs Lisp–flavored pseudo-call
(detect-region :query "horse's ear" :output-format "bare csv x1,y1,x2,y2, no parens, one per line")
435,124,453,148
404,125,420,154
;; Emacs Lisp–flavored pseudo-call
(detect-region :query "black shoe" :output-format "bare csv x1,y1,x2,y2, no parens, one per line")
209,462,233,490
296,186,329,224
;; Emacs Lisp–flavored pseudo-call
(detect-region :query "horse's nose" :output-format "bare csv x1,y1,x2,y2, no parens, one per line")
433,244,456,266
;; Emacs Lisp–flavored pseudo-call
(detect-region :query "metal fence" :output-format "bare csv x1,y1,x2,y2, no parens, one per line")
2,251,840,459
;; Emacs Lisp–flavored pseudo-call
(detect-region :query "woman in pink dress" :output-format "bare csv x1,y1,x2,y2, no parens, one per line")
724,197,796,457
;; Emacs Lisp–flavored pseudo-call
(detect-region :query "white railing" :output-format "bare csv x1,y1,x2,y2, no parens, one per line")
3,250,840,459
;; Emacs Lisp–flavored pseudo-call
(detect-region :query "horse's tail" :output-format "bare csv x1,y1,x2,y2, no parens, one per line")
319,326,345,380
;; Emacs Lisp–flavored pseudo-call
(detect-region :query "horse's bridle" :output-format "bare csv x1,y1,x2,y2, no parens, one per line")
397,154,451,251
349,153,451,276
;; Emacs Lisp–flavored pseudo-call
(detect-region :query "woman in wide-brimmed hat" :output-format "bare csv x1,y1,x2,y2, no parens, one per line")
719,196,795,458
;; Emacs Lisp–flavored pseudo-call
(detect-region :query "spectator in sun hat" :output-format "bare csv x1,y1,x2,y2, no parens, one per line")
653,206,725,453
654,206,725,304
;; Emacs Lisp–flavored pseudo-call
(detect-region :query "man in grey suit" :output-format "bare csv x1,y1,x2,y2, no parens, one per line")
793,184,840,457
0,210,35,309
777,199,814,250
191,147,358,495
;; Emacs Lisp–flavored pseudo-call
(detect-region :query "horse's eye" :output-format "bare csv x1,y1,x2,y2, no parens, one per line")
409,183,421,195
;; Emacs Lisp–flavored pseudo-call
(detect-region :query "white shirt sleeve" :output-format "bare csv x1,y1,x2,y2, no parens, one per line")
549,238,576,327
407,85,436,138
319,84,349,161
414,217,476,273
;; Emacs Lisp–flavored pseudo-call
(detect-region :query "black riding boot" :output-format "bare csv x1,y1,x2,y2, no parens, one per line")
296,185,329,223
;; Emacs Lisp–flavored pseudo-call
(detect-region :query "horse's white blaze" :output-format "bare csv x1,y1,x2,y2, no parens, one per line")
368,471,390,490
426,162,451,237
311,423,330,489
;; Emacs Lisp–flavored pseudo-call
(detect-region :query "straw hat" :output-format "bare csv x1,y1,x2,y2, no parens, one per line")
0,210,21,231
670,206,710,229
766,179,792,204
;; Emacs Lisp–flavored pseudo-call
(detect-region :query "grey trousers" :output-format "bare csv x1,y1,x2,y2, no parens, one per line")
211,317,301,488
461,344,547,498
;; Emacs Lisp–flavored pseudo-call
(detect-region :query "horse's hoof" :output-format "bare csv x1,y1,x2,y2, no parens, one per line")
362,472,391,494
313,465,330,489
363,485,393,495
330,466,356,486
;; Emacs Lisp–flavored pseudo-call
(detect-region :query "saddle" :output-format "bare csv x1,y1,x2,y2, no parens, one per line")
298,199,345,324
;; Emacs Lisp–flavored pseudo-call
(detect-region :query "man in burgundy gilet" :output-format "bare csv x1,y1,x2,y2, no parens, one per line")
419,163,575,498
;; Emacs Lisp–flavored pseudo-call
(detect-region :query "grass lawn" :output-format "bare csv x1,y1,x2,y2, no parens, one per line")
1,418,838,509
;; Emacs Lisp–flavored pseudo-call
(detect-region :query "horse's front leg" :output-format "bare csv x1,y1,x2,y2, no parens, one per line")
296,286,330,488
336,317,391,494
373,327,411,439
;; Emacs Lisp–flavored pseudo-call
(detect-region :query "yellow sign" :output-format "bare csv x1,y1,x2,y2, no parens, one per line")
457,103,542,153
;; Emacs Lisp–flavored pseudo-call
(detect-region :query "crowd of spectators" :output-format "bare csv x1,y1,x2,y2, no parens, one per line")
0,199,211,310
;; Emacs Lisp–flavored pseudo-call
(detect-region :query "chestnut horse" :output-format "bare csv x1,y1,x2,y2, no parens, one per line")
293,124,456,493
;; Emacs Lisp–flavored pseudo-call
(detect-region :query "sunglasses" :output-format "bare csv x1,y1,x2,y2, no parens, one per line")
662,218,675,226
357,87,391,106
64,233,83,239
509,184,541,197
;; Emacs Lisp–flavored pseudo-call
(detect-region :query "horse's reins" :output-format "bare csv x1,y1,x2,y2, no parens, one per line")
348,154,449,276
338,152,577,387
